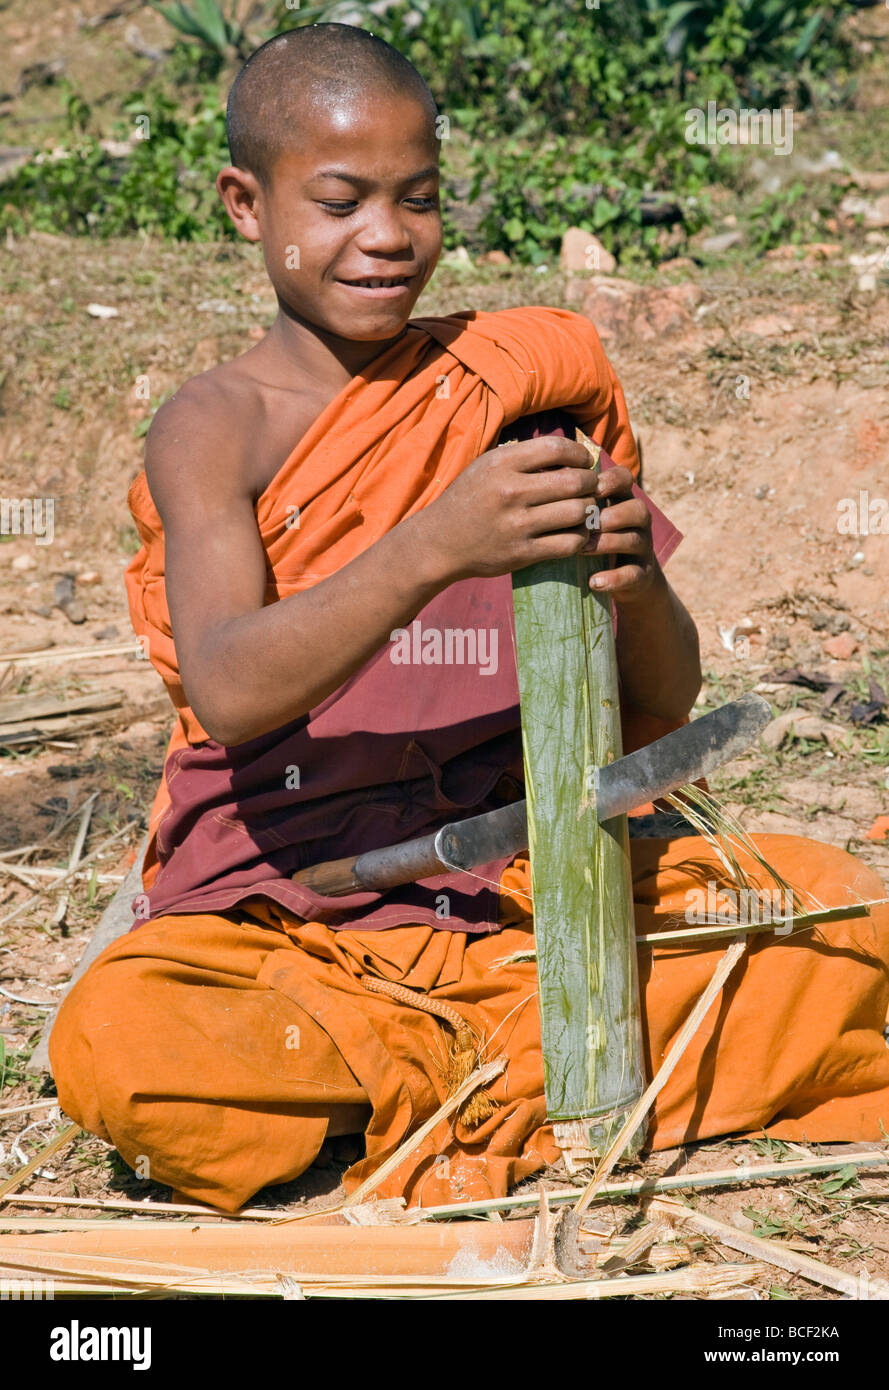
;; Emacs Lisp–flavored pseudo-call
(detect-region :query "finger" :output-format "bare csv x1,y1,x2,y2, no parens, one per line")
595,498,651,533
589,562,651,593
583,529,651,559
502,435,594,474
523,530,598,564
525,497,604,534
594,465,636,500
523,473,600,513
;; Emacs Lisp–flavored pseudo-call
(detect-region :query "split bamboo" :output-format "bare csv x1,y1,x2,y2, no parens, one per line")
510,430,645,1158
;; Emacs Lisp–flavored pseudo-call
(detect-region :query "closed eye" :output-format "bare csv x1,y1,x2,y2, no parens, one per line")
318,196,439,215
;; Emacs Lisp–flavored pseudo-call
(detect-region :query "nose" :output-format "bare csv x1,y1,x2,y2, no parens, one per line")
354,197,413,256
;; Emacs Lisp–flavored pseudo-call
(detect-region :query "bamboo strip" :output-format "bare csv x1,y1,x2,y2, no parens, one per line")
0,867,124,884
51,792,97,930
574,938,748,1216
379,1262,767,1302
409,1150,889,1220
638,900,883,948
653,1199,889,1300
0,821,139,927
0,1122,81,1205
0,1242,763,1301
342,1057,506,1208
0,641,142,665
511,429,644,1154
0,1100,61,1119
2,1150,881,1225
0,1191,285,1219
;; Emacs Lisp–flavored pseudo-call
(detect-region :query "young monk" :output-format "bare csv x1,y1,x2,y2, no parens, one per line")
51,24,889,1212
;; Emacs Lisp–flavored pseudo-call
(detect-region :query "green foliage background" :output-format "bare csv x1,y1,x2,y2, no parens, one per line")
0,0,862,262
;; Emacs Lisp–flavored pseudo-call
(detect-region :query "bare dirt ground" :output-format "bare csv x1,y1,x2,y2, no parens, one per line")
0,2,888,1302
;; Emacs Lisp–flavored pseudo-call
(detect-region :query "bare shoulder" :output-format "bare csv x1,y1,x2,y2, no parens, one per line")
145,360,262,521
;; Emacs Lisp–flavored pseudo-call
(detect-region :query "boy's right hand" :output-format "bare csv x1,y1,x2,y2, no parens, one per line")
414,435,601,583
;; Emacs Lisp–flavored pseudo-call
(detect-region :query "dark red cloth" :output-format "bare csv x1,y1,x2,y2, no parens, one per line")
134,417,682,932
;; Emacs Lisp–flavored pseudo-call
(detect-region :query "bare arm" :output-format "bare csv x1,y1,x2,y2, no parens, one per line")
146,389,602,745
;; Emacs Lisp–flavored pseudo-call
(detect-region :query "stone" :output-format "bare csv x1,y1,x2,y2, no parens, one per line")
578,278,703,343
579,279,640,341
742,314,795,337
10,552,35,571
858,272,877,293
850,170,889,192
823,632,859,661
760,711,845,751
700,230,744,255
441,245,471,265
658,257,696,274
559,226,616,274
839,194,889,228
478,249,511,266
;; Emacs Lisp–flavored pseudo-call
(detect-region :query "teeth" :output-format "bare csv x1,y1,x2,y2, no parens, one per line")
351,278,405,288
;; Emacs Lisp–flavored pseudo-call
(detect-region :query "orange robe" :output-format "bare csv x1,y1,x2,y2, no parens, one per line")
50,308,889,1212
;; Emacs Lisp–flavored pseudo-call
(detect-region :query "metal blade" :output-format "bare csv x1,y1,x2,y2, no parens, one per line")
433,692,770,871
594,690,772,823
293,692,773,894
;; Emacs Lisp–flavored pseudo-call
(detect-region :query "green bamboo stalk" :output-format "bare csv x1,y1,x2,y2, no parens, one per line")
511,432,645,1156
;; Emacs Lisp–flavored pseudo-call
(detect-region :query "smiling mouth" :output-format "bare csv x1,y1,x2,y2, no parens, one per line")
339,276,413,289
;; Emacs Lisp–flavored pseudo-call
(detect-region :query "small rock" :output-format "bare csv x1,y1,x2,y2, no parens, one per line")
196,299,237,314
801,241,841,260
858,272,877,293
53,572,86,625
86,303,120,319
761,710,845,751
658,257,696,274
559,227,616,274
743,314,795,337
11,552,35,571
700,230,744,255
77,570,101,585
851,170,889,192
247,326,265,341
478,250,511,267
93,624,120,641
441,245,471,266
823,632,859,661
840,193,889,228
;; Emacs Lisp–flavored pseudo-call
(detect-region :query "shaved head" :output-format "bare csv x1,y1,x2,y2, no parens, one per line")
226,23,439,188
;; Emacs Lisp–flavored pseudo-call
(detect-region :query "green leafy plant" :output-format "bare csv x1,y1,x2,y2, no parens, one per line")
151,0,264,61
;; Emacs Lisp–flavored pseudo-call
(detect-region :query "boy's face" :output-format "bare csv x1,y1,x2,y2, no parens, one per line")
231,93,442,344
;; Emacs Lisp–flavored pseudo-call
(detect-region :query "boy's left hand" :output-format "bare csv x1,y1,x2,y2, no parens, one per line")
581,465,661,604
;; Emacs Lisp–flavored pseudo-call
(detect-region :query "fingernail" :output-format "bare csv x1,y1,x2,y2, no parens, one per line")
590,575,605,588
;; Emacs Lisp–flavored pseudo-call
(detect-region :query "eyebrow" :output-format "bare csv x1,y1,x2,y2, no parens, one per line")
311,166,439,186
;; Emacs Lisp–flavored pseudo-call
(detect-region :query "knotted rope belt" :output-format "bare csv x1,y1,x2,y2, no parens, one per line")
359,974,495,1127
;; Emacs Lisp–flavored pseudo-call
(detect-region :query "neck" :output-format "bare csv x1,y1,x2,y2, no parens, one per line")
264,299,409,388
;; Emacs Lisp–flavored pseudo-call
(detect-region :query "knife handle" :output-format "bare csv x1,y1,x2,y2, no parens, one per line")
291,830,444,897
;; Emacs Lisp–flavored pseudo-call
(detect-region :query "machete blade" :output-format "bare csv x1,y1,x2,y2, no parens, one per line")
293,692,773,892
434,691,771,871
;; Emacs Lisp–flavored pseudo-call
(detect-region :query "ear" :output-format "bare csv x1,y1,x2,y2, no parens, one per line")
216,166,263,242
